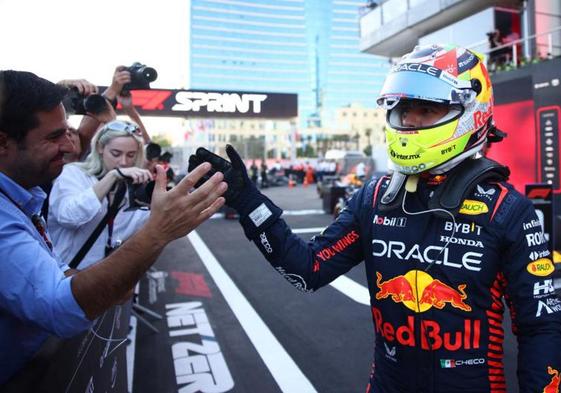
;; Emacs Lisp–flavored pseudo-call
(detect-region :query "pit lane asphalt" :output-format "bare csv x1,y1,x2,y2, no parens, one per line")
131,184,518,393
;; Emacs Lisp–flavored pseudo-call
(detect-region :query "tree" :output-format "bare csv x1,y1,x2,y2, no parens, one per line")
151,134,172,148
297,145,316,158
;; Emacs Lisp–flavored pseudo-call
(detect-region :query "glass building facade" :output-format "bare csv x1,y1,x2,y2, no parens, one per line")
189,0,389,129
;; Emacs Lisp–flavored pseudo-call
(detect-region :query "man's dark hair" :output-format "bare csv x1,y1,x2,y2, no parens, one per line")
0,70,68,143
145,142,162,161
160,151,173,163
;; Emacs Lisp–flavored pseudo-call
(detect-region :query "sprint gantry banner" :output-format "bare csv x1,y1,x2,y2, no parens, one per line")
101,88,298,119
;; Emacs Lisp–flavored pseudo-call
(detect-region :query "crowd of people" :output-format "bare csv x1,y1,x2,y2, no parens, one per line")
0,67,226,385
1,43,560,392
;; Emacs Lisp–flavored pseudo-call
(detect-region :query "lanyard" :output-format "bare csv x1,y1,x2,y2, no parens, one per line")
106,194,116,250
0,187,53,251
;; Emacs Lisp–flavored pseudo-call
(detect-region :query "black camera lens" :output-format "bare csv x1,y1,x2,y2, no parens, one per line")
124,62,158,91
62,88,109,116
83,94,108,115
139,66,157,83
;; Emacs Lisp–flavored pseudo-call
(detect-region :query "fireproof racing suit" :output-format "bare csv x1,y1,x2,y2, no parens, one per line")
241,175,561,393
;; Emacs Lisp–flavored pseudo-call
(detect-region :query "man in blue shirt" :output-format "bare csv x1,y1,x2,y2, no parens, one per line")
0,70,228,384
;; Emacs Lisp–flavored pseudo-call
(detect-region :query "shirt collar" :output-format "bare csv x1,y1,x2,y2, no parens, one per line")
0,171,47,216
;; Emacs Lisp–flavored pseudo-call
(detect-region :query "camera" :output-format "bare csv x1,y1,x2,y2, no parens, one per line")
62,88,108,115
123,62,158,91
126,180,155,211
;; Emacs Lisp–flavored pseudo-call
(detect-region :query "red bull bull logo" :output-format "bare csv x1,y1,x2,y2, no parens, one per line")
375,270,471,313
544,366,560,393
375,272,415,303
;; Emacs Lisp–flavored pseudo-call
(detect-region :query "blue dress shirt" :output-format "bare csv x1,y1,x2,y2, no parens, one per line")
0,172,91,385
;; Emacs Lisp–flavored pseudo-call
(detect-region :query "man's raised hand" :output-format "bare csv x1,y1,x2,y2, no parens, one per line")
147,164,227,244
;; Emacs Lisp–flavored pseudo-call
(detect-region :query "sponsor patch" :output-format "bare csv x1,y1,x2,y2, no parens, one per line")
536,298,561,317
275,266,312,292
259,232,273,254
475,185,496,201
440,358,485,368
526,231,548,247
527,258,555,276
384,342,397,362
523,218,542,231
444,221,482,235
459,199,488,215
316,231,360,262
375,270,471,313
533,279,555,299
373,215,407,227
440,235,484,248
249,203,272,227
373,240,482,271
530,249,551,260
372,306,481,351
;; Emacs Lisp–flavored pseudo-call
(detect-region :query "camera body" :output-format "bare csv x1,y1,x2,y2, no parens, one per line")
63,88,108,115
123,62,158,91
126,180,155,210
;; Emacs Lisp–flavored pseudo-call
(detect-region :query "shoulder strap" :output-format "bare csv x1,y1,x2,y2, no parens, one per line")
68,182,127,269
428,157,510,217
379,172,407,212
374,158,510,218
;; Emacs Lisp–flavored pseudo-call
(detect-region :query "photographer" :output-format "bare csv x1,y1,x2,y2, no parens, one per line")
48,120,153,269
118,89,151,145
58,72,121,161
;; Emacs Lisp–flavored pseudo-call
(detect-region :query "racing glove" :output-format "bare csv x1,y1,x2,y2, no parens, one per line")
188,145,282,239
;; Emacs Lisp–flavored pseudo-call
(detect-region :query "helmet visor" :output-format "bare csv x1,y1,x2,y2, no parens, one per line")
377,69,473,107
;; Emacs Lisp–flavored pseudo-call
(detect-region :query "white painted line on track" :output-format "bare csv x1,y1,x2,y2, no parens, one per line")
292,227,326,234
283,209,325,216
210,209,326,220
188,231,317,393
329,276,371,306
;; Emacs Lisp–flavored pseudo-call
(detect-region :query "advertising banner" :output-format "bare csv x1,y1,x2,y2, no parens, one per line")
110,89,298,119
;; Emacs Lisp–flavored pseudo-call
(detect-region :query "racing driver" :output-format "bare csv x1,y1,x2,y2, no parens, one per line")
189,44,561,392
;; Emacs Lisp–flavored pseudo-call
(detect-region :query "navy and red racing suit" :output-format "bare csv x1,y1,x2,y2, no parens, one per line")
242,175,561,393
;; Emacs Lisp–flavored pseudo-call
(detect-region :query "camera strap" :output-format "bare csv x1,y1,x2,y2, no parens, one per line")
68,182,126,269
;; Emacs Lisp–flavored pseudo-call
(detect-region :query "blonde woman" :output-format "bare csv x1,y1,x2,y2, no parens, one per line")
48,120,153,269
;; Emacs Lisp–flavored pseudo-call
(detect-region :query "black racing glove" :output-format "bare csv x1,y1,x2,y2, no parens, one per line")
188,145,282,238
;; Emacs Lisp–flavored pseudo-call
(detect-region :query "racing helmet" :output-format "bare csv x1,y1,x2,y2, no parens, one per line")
377,44,494,174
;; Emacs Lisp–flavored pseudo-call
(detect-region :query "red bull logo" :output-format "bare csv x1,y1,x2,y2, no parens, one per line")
372,306,481,351
544,366,560,393
375,270,471,313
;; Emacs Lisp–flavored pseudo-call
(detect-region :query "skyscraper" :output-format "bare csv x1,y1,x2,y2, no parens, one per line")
188,0,388,130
